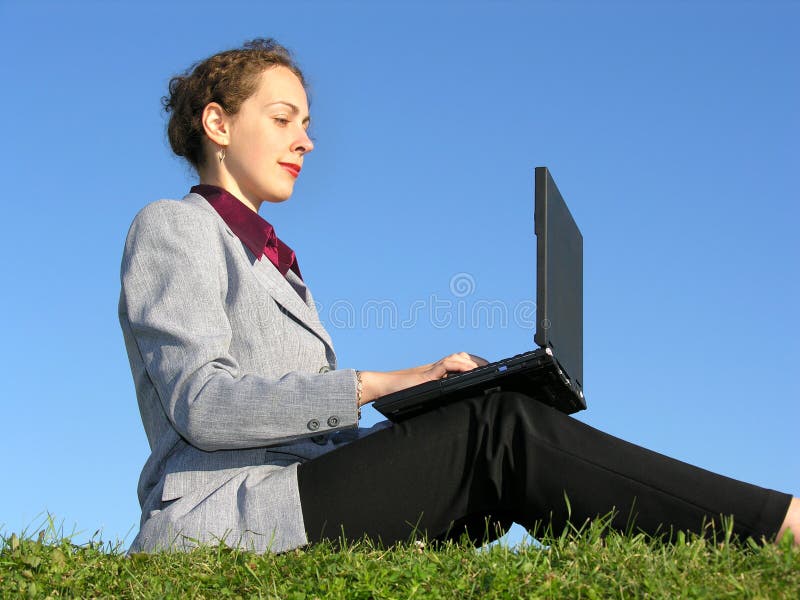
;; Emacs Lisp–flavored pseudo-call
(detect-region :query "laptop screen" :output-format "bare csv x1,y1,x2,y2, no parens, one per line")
534,167,583,391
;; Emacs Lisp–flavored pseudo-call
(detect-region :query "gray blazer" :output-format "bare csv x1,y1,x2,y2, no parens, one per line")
119,192,379,553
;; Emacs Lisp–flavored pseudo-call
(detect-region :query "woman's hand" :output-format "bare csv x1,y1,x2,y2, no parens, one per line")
358,352,489,406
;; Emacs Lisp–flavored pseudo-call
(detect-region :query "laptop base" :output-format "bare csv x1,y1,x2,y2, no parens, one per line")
374,348,586,422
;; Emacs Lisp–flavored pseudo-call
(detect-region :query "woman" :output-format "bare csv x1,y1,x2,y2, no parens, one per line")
119,39,798,553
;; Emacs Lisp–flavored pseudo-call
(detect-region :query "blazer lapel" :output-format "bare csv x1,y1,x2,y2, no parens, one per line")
249,256,334,350
183,193,335,352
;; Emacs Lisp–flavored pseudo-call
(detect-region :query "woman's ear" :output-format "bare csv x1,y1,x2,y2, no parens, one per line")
202,102,231,146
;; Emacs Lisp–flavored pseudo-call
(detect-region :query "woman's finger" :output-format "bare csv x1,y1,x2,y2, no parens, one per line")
439,353,481,372
468,353,489,367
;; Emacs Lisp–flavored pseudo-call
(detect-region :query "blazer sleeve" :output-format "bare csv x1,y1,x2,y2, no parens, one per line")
120,200,359,452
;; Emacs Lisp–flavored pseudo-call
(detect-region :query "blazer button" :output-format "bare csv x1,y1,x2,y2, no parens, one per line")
319,365,331,373
327,416,340,427
307,419,320,431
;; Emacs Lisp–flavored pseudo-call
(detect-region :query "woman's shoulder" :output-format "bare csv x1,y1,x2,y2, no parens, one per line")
127,194,223,241
122,194,229,264
132,194,218,228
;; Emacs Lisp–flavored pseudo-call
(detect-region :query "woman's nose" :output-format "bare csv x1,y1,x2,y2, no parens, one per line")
292,127,314,155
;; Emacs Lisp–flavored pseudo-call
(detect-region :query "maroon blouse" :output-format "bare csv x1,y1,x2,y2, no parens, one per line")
191,184,302,280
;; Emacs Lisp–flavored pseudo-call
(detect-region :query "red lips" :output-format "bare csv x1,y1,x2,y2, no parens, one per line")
279,162,301,178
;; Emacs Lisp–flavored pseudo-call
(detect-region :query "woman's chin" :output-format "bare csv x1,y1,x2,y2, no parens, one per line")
263,194,292,204
263,183,296,204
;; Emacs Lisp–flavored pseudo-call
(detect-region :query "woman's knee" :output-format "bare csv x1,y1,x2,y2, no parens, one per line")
477,390,557,424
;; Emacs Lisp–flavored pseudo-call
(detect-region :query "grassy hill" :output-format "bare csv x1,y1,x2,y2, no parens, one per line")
2,520,798,598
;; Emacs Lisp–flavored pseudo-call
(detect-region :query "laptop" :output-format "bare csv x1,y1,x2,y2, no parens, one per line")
373,166,586,422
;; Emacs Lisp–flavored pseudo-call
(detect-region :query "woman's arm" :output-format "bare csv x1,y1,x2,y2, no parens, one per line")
358,353,488,407
120,200,358,452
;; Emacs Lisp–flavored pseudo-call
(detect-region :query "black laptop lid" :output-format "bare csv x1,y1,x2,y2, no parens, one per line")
534,167,583,391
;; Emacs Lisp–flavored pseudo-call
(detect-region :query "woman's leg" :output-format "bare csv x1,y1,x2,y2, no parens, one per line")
297,392,792,546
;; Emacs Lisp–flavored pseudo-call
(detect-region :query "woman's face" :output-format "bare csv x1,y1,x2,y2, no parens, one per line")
222,66,314,207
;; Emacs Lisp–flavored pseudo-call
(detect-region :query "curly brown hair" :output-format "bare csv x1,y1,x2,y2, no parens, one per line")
163,38,307,170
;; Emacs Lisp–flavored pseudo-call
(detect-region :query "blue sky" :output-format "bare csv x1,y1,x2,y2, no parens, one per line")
1,1,797,548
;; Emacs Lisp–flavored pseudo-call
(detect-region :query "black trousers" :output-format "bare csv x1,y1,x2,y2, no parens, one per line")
297,392,790,546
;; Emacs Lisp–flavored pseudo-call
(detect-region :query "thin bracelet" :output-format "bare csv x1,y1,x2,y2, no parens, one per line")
355,370,363,420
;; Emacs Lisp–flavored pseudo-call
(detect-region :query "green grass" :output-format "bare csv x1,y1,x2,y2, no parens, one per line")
2,520,798,599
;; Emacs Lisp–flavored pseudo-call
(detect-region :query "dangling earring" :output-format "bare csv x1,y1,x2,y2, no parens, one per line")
218,147,227,163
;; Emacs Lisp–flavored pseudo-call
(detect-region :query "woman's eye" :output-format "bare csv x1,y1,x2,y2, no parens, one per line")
273,117,290,126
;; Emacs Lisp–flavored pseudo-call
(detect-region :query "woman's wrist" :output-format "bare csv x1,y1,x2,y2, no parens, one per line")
357,370,374,406
356,370,391,406
357,370,421,405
